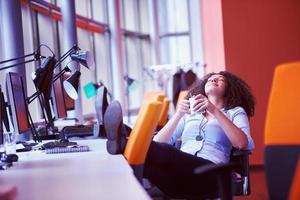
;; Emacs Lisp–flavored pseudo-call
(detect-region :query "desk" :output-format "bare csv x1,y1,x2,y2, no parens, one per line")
0,139,151,200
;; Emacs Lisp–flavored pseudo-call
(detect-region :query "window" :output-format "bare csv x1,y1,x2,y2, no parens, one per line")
121,0,151,111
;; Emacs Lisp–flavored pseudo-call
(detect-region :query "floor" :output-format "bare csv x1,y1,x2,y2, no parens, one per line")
235,166,268,200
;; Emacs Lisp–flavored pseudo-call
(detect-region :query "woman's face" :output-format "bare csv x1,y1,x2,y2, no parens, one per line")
204,74,227,97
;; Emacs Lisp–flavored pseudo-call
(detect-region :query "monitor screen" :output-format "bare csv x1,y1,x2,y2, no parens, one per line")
6,72,31,135
0,85,10,145
0,88,10,132
0,86,3,145
52,76,67,119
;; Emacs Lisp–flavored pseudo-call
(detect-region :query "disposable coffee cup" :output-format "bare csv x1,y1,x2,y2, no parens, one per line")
3,132,16,155
189,96,196,114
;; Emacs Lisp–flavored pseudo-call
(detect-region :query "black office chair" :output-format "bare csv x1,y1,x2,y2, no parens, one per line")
193,148,251,200
148,146,251,200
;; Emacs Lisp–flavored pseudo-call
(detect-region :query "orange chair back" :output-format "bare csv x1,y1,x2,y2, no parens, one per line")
157,98,171,127
265,62,300,145
143,91,164,102
176,90,188,111
264,62,300,200
124,101,162,165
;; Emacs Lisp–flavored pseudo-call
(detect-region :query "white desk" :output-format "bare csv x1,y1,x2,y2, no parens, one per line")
0,139,151,200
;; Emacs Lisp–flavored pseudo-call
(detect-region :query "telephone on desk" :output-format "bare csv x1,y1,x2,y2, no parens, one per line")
60,124,94,139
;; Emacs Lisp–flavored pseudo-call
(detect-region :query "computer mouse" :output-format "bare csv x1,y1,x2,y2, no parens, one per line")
0,153,18,163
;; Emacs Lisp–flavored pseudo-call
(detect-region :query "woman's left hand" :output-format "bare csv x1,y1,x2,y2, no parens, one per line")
193,94,217,114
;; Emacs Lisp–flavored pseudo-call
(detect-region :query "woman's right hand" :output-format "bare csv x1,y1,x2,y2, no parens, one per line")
176,99,190,117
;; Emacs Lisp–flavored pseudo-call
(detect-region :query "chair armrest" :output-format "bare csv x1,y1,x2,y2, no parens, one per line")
194,163,238,176
232,149,251,157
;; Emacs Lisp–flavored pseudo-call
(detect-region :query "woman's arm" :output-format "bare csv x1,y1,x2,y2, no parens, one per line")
211,109,249,149
153,99,190,143
193,94,249,149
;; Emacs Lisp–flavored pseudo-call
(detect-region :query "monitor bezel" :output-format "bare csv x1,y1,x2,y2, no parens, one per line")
51,76,68,119
6,72,31,135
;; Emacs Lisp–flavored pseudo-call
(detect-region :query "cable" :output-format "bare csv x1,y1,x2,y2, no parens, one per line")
38,44,55,57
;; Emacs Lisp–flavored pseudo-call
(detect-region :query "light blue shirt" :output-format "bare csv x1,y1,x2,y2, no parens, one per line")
168,106,255,164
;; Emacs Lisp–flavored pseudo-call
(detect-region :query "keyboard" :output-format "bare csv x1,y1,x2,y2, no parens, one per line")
60,125,94,139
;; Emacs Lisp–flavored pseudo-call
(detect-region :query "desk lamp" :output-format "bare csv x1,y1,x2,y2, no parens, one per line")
0,44,95,141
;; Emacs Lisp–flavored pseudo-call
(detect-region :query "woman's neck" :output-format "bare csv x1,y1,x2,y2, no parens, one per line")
207,95,224,109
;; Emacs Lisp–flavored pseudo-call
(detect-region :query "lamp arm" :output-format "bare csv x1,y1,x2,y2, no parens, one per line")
0,44,53,71
52,67,70,82
0,58,40,71
27,90,41,104
54,45,79,69
0,52,37,65
27,67,70,104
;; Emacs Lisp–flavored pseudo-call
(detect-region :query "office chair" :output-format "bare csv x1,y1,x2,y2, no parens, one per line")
142,91,165,104
194,148,251,200
175,90,188,111
124,100,163,182
157,98,171,129
289,157,300,200
264,61,300,200
139,91,164,119
147,140,251,200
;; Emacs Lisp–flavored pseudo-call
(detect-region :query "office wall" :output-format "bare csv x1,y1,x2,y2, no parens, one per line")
200,0,225,73
201,0,300,164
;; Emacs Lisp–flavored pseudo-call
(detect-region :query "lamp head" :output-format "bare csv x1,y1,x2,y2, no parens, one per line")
70,50,95,71
63,70,81,100
83,81,104,99
124,75,139,93
32,56,57,98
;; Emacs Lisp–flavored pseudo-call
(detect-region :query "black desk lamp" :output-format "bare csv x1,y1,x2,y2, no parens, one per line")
0,44,94,141
29,45,95,138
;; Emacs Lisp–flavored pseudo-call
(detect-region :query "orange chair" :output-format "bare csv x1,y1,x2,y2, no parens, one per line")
124,100,163,181
264,62,300,200
157,98,171,127
139,91,164,116
175,90,188,111
289,157,300,200
143,91,164,103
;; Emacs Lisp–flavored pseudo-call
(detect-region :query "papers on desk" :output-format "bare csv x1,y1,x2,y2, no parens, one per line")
54,118,77,127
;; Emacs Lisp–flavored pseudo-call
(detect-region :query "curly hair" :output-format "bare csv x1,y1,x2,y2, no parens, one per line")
186,71,255,117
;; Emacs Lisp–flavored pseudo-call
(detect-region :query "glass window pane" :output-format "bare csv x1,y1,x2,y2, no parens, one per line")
139,0,149,33
158,0,189,33
77,28,95,115
94,33,112,92
160,36,191,64
23,8,42,121
75,0,90,17
91,0,107,23
122,0,137,31
37,13,56,57
123,37,143,109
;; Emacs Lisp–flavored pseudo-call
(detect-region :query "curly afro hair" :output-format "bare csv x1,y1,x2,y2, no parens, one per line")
185,71,255,117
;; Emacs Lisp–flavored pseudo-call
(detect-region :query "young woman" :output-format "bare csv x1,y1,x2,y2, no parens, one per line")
143,71,255,198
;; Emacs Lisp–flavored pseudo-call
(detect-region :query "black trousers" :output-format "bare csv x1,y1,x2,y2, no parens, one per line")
143,141,218,199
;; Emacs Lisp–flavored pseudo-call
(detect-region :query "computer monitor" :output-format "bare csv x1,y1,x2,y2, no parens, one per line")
0,85,10,145
1,87,10,132
0,86,4,145
6,72,31,138
51,76,67,119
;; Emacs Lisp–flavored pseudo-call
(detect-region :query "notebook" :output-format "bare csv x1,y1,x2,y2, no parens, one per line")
45,145,90,154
